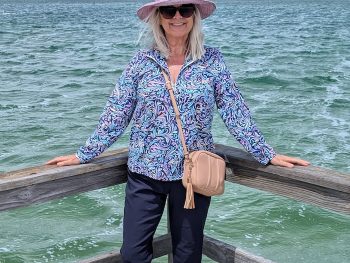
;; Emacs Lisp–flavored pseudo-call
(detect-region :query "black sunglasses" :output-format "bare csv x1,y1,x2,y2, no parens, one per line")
159,4,195,19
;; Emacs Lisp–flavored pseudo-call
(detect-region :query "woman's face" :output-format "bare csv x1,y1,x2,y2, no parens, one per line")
160,5,194,41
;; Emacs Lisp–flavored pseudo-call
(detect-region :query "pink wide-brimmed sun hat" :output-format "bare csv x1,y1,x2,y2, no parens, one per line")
137,0,216,21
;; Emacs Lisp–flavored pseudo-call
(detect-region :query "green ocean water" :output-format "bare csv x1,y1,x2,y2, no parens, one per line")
0,0,349,262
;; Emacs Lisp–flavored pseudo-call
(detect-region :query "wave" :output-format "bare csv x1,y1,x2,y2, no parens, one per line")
243,75,290,87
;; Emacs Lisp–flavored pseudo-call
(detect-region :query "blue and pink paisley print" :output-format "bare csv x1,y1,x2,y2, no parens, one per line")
76,46,276,181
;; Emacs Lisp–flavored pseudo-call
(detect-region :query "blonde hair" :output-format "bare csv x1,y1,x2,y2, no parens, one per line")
138,6,205,61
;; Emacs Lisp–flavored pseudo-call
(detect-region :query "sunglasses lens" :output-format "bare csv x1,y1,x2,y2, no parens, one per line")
179,5,195,18
159,6,177,19
159,5,195,19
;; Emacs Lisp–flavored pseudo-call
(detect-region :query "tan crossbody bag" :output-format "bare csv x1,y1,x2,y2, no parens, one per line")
162,71,226,209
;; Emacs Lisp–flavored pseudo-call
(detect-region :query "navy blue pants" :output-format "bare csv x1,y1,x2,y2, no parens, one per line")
120,169,211,263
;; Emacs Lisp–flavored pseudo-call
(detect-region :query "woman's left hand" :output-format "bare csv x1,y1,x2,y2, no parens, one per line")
270,154,310,168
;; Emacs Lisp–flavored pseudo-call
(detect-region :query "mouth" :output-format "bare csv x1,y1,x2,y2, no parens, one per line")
170,22,186,27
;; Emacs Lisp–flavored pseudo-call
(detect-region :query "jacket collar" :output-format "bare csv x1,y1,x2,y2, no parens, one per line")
145,48,198,72
145,49,168,71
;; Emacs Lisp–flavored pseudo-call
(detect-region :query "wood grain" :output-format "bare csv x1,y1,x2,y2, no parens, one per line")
1,144,349,214
214,145,350,214
79,234,172,263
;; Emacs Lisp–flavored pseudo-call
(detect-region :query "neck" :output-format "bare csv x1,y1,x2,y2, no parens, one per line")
166,35,188,57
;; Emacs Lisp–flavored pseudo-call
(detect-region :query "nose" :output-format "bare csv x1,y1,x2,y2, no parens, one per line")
173,10,182,19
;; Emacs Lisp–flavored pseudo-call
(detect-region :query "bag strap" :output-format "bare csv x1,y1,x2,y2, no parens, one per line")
162,70,195,209
161,70,190,160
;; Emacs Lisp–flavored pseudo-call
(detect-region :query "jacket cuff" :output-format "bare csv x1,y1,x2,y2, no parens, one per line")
256,147,276,165
75,150,89,164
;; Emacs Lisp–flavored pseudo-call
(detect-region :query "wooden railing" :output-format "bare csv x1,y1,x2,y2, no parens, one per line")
1,144,349,262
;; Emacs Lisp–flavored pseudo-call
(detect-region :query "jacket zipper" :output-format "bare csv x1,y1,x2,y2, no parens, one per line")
146,55,197,92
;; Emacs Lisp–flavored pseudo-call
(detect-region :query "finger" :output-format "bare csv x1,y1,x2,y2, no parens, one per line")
272,158,294,168
283,156,310,166
278,160,294,168
57,160,78,167
278,155,310,166
45,157,62,165
293,159,310,166
45,160,55,165
46,156,71,165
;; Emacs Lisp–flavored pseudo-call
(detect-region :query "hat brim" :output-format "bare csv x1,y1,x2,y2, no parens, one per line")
137,0,216,21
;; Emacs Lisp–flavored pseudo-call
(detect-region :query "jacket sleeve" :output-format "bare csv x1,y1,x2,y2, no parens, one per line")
75,52,141,163
213,50,276,165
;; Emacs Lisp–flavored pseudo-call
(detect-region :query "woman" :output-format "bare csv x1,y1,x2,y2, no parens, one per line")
47,0,310,262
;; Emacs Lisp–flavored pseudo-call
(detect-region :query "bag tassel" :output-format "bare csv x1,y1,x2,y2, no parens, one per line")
184,179,195,209
184,164,195,209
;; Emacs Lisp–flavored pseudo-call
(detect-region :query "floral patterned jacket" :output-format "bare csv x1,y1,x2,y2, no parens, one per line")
76,46,276,181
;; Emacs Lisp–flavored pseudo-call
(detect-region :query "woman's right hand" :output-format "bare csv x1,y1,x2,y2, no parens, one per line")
46,154,80,167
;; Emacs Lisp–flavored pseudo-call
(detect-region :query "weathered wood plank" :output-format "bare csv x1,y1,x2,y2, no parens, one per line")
0,166,127,211
79,234,172,263
235,248,275,263
80,251,121,263
214,144,350,214
225,165,350,214
4,144,343,263
0,148,128,191
203,235,275,263
203,235,236,262
1,145,349,214
152,233,173,260
215,144,350,193
0,149,128,211
79,234,273,263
